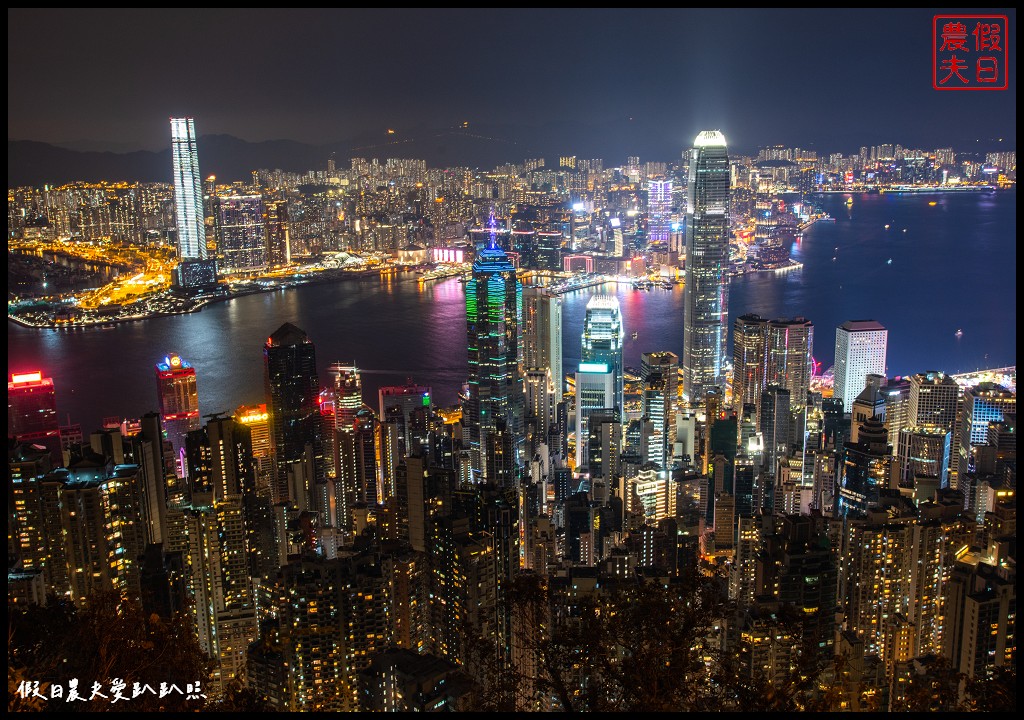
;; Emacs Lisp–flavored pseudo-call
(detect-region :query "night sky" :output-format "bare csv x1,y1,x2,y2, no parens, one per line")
7,8,1017,158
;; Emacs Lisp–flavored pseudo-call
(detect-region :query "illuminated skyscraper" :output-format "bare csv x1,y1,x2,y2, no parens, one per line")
647,178,673,243
732,314,769,418
264,323,324,504
378,381,433,459
640,352,679,469
766,317,814,409
465,219,524,484
155,353,200,471
170,117,217,288
574,362,616,471
957,383,1015,484
8,370,61,462
581,295,624,419
833,320,887,411
683,130,730,402
523,286,563,393
215,194,267,272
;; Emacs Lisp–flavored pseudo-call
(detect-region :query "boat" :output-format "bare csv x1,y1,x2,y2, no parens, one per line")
887,258,892,265
631,331,638,340
955,329,963,339
928,201,937,206
884,224,890,229
845,197,853,206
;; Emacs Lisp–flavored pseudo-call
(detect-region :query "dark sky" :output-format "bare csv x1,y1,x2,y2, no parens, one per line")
7,8,1017,158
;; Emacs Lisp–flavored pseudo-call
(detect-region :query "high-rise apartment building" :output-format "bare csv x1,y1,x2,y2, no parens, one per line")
833,320,887,411
683,130,730,402
215,194,267,272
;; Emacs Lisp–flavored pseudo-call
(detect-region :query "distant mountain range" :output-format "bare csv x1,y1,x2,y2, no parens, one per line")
9,120,737,187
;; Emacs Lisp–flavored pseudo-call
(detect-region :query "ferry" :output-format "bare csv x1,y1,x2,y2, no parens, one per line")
845,197,853,206
955,329,963,339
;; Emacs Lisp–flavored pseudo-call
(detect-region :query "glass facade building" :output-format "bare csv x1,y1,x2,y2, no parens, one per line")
683,130,730,402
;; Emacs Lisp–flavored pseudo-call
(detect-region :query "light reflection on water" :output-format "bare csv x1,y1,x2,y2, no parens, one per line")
6,191,1015,432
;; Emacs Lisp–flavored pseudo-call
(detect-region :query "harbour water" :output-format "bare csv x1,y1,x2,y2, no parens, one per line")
8,190,1015,433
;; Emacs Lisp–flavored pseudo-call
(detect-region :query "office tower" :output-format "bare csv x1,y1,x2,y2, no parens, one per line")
523,286,563,393
465,223,524,484
155,353,200,471
759,385,790,485
957,383,1015,487
170,117,217,288
132,412,174,545
683,130,730,402
581,294,624,419
587,412,622,505
732,314,769,419
8,370,61,463
608,217,624,257
524,369,556,450
837,417,892,517
215,193,267,272
235,404,275,498
641,352,679,470
895,427,950,492
647,178,673,243
884,377,912,449
893,370,960,487
353,407,380,505
766,318,813,408
833,320,887,411
850,374,887,443
574,363,616,470
378,381,433,458
264,323,324,504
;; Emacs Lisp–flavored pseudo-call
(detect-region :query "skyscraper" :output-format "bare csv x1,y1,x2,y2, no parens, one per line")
581,295,624,419
766,317,814,409
465,219,524,484
732,314,769,419
264,323,324,504
170,117,217,288
683,130,730,402
523,286,563,394
640,352,679,469
215,193,267,272
647,178,673,243
833,320,887,411
155,353,200,472
8,370,61,462
575,362,616,470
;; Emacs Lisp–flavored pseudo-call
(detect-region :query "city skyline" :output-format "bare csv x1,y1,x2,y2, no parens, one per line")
7,10,1016,710
7,9,1017,162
